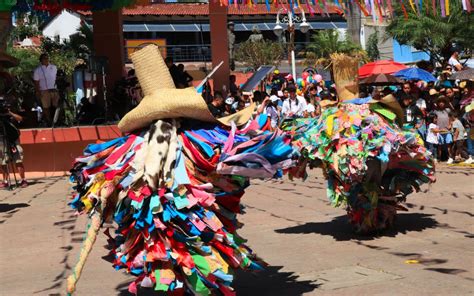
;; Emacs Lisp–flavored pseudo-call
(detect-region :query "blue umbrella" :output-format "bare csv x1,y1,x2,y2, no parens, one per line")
393,68,437,82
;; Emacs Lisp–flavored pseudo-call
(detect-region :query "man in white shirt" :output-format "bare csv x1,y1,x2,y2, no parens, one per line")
448,50,463,72
33,53,59,126
282,85,307,119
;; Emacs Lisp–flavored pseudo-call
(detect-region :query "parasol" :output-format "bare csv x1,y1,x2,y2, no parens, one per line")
393,67,437,82
450,68,474,81
358,60,407,78
359,73,402,85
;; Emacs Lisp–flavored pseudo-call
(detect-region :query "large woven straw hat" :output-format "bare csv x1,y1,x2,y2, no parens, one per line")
369,94,404,126
118,45,254,133
331,53,359,102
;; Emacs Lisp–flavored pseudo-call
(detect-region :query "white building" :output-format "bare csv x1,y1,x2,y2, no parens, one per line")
42,10,82,42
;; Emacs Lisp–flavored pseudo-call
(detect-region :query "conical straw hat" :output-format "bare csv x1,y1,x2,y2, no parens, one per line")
331,53,359,102
118,45,255,133
369,94,404,126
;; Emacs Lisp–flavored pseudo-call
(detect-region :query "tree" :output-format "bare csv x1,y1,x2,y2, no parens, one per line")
366,31,380,61
234,40,284,71
9,24,40,42
305,30,367,79
385,1,473,66
40,36,77,75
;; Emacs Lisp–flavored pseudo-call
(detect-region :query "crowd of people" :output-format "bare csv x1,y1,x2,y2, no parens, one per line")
201,65,473,166
389,78,473,164
205,71,338,128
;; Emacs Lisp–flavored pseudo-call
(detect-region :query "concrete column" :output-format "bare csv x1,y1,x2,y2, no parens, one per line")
92,10,124,108
0,11,11,53
209,1,229,94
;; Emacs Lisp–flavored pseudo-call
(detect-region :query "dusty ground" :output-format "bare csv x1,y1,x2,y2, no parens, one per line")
0,164,473,295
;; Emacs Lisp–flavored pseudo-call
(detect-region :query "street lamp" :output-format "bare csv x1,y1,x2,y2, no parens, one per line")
274,8,310,80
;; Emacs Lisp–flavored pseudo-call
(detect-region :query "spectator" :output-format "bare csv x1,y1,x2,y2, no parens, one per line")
306,85,319,102
400,93,423,130
270,70,284,91
426,114,443,162
448,112,468,164
207,92,225,117
463,104,474,164
445,87,460,110
164,57,182,88
434,96,452,161
248,26,264,42
33,53,59,126
229,75,239,95
415,92,427,114
426,88,439,112
396,82,412,102
177,64,193,88
241,92,254,108
266,89,283,114
448,50,463,72
304,95,319,118
253,91,263,106
224,96,236,115
257,94,280,129
282,84,307,119
0,96,28,188
320,90,335,102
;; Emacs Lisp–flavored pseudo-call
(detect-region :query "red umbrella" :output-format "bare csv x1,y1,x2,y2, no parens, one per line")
358,60,407,78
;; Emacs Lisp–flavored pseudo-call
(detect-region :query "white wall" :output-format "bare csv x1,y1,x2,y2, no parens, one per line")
43,10,81,42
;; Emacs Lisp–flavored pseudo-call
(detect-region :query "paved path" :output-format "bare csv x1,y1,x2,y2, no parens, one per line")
0,165,473,295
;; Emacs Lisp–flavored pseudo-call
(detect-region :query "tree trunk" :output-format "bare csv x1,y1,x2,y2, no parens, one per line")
346,2,361,45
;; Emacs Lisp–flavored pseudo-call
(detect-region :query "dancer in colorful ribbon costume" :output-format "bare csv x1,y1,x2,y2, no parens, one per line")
66,45,296,295
285,54,436,233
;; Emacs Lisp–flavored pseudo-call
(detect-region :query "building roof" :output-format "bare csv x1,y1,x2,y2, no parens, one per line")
80,3,343,16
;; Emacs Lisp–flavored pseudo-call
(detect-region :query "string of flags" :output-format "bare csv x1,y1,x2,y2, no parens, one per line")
0,0,471,19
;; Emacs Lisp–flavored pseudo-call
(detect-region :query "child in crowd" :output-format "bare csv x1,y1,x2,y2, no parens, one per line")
426,114,443,162
448,112,468,164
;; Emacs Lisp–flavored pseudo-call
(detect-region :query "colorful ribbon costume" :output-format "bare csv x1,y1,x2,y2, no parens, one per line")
285,54,435,233
68,117,295,295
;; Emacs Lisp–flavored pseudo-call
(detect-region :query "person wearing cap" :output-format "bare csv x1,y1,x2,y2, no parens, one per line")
257,93,280,129
283,74,295,91
427,88,439,112
271,70,284,91
281,84,307,119
224,96,237,115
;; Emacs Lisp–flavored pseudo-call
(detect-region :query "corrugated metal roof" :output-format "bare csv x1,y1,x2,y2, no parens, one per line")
123,21,347,32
